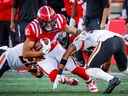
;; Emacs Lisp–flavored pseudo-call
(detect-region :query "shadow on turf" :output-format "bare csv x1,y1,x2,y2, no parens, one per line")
114,89,128,94
0,90,128,95
0,90,101,95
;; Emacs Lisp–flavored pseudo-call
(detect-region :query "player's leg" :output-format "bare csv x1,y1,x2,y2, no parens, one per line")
101,57,112,72
37,58,58,81
37,58,78,86
86,41,120,94
65,57,98,92
113,37,127,72
114,49,127,72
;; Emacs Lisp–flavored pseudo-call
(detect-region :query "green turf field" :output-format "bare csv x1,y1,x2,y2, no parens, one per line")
0,71,128,96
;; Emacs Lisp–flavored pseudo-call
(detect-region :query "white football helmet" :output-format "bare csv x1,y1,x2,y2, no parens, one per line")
40,38,51,54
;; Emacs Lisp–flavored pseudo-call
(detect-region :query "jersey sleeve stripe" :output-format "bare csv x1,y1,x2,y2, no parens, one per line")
58,14,63,23
56,18,61,29
30,23,36,34
31,21,39,38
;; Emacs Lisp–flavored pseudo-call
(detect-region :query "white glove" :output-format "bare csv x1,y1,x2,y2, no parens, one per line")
69,18,76,27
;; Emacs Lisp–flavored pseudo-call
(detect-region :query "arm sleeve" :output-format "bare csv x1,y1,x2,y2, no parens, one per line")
61,16,68,31
25,24,37,41
56,14,68,31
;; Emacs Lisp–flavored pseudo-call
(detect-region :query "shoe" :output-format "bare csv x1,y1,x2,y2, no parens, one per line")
103,77,121,94
59,75,79,86
86,80,98,93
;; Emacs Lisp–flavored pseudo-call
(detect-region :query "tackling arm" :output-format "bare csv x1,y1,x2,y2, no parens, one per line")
23,38,43,58
64,26,81,35
58,44,77,74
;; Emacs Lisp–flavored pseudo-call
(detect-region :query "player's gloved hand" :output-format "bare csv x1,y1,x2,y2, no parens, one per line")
69,18,76,27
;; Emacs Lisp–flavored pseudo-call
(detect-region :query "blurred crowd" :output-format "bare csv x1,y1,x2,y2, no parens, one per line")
0,0,127,47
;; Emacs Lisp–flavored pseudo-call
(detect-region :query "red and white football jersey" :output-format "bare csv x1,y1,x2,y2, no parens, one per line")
25,14,67,42
25,14,67,50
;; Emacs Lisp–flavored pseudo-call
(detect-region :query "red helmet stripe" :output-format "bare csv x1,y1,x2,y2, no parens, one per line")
45,6,51,21
37,6,55,21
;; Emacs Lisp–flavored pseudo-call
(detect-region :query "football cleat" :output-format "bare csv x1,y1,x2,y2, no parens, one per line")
103,77,121,94
86,80,99,93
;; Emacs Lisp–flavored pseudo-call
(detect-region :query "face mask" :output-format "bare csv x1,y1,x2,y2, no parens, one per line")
40,20,56,32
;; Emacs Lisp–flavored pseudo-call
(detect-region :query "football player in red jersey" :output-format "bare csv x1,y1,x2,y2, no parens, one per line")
23,5,98,92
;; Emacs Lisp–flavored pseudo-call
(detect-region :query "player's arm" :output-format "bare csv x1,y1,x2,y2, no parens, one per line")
23,38,43,58
58,35,84,73
23,23,45,58
56,14,81,35
64,26,81,35
58,44,77,74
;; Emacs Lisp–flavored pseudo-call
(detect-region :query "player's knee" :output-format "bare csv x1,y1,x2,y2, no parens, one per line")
48,69,58,82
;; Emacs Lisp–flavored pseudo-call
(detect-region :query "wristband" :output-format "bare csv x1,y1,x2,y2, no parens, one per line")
60,58,67,66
